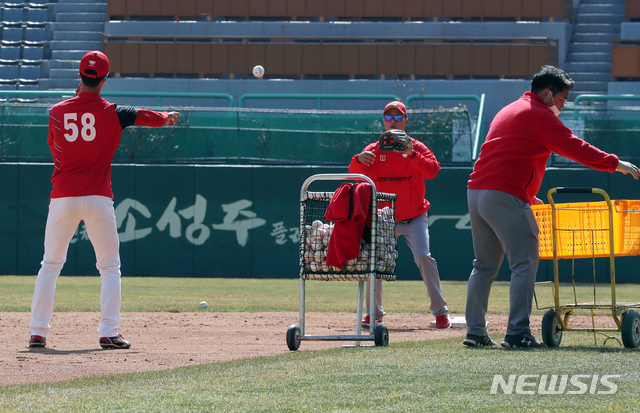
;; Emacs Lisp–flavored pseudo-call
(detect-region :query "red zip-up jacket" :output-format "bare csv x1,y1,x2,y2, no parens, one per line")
48,92,170,199
349,137,440,221
468,92,618,204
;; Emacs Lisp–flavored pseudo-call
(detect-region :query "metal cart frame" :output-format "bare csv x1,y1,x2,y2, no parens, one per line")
533,187,640,348
286,173,397,351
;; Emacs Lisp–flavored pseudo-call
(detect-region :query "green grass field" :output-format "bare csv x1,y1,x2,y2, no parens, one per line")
1,276,639,412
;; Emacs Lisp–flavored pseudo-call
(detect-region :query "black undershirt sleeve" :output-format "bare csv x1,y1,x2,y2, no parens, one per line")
115,105,138,130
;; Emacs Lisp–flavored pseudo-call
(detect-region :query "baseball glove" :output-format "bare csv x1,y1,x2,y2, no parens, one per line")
378,129,413,153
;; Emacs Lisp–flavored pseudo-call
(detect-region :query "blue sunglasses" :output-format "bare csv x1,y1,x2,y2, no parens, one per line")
383,115,405,122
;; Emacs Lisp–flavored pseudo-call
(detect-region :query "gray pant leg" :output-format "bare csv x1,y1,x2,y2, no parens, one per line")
465,189,540,336
397,212,448,316
465,189,503,336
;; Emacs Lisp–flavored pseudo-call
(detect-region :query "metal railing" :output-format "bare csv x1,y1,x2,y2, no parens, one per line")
238,93,401,110
574,94,640,106
0,90,235,107
406,93,485,160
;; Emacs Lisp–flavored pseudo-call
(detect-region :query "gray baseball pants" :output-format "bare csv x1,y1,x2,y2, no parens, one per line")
465,189,540,337
367,211,449,318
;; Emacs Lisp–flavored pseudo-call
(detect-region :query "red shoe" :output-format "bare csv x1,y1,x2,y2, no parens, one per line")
435,315,451,329
29,335,46,348
361,315,383,328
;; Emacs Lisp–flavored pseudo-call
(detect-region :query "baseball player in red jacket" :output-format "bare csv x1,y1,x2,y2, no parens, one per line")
29,51,180,349
463,65,639,349
349,101,450,329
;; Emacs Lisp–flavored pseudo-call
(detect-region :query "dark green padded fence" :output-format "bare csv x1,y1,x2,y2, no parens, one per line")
2,163,640,283
2,94,640,281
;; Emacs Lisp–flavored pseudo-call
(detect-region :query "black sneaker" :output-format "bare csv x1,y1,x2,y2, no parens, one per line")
463,334,497,347
99,334,131,349
500,333,547,349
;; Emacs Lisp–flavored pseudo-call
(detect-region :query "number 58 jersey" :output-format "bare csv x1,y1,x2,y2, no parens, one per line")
48,92,169,199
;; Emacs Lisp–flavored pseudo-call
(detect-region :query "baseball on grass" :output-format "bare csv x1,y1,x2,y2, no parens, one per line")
199,301,208,309
252,65,265,78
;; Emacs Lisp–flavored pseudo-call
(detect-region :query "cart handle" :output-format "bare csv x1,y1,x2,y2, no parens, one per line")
547,187,612,205
300,173,377,201
556,187,596,194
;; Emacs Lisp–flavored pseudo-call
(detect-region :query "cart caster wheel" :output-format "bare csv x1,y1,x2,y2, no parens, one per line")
374,324,389,347
286,325,301,351
621,310,640,349
541,308,563,347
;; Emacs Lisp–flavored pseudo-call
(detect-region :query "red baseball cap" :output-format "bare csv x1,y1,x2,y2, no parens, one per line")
79,51,110,78
384,101,407,116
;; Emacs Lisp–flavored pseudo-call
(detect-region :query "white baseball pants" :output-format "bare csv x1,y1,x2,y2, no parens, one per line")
30,196,122,338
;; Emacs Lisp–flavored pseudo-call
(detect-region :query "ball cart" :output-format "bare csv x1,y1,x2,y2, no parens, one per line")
533,187,640,348
286,174,397,351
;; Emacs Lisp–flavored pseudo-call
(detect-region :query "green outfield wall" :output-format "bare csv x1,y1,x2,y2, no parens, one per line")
2,164,639,283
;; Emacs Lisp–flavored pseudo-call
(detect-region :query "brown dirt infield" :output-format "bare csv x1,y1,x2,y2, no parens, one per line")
1,311,620,386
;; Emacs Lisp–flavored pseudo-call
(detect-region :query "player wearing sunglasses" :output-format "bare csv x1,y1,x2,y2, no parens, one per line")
349,101,450,330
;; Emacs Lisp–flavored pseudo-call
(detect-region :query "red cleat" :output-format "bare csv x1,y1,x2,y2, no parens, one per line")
29,335,46,348
435,315,451,329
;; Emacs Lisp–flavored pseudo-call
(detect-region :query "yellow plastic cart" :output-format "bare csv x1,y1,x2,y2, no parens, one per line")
533,187,640,348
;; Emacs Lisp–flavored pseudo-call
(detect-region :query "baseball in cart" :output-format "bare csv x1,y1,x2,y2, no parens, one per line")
532,187,640,348
286,174,398,351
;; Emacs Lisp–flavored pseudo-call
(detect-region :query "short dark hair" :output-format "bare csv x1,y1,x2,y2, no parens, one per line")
530,65,575,94
80,74,105,88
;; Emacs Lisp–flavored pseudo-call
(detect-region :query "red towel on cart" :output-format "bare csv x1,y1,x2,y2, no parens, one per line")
324,182,372,269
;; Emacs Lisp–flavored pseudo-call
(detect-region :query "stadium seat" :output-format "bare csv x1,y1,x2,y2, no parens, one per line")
612,41,640,79
0,84,17,92
0,64,19,84
27,0,49,7
1,6,24,24
23,27,44,43
0,45,21,64
21,45,43,63
25,7,47,25
2,27,24,43
18,64,40,84
17,82,38,89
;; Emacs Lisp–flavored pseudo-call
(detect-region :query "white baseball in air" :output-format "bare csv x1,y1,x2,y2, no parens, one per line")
199,301,208,308
252,65,265,78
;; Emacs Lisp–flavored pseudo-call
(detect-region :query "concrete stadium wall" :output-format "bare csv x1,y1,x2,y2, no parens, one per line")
3,164,640,283
608,82,640,95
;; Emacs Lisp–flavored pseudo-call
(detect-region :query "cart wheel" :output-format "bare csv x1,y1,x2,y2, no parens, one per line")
621,310,640,349
374,324,389,347
541,309,563,347
286,324,301,351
